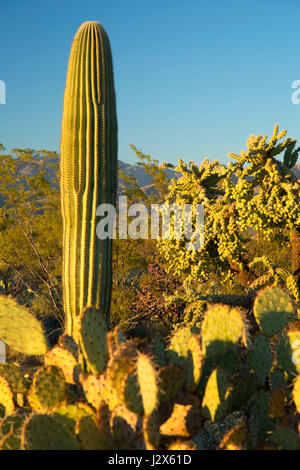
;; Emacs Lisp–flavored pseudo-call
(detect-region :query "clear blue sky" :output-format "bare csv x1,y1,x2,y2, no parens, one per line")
1,0,300,165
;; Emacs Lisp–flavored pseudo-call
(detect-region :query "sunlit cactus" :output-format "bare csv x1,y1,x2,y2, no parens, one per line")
60,22,118,339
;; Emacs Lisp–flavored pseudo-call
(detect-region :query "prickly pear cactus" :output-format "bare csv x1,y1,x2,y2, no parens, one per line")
253,286,295,337
201,304,246,374
27,366,67,413
248,334,271,384
276,329,300,378
78,306,108,374
0,296,48,355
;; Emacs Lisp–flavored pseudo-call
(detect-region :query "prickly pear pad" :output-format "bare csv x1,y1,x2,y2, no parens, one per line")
201,304,246,360
0,296,48,355
22,414,79,450
254,286,295,337
79,306,108,374
137,353,158,416
0,375,14,415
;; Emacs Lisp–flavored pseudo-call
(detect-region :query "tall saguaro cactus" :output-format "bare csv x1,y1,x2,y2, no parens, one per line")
60,22,118,340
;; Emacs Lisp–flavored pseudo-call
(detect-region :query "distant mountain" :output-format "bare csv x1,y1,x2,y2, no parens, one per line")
119,162,300,192
0,158,180,207
1,159,298,208
118,160,180,196
14,157,300,186
292,163,300,179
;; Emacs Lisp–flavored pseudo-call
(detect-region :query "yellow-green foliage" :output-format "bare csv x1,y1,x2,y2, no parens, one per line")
229,125,300,235
157,158,234,284
157,125,300,291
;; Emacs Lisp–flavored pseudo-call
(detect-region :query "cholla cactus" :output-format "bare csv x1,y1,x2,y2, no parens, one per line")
229,125,300,290
157,156,250,286
157,125,300,291
229,125,300,235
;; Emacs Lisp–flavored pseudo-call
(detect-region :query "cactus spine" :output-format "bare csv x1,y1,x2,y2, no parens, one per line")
60,22,118,339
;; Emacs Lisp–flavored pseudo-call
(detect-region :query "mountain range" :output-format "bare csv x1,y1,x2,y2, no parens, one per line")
2,159,300,205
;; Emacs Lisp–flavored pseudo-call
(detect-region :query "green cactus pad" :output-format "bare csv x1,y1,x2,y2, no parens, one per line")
80,374,107,410
137,353,158,416
96,401,112,436
143,410,160,450
166,326,199,368
201,304,246,363
122,370,143,414
27,366,67,413
0,376,14,415
158,364,186,403
152,335,166,367
106,342,137,397
248,334,272,384
0,364,26,394
248,390,274,447
76,415,112,450
58,334,78,358
106,328,125,358
253,286,295,337
0,295,48,355
276,329,300,378
44,346,78,384
269,368,286,391
110,404,141,449
215,349,240,376
270,427,299,450
201,368,228,422
53,403,95,435
186,334,203,392
22,414,79,450
78,306,108,374
292,375,300,413
225,373,258,413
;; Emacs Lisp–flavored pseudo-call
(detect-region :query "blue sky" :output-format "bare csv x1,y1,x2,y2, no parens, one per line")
1,0,300,165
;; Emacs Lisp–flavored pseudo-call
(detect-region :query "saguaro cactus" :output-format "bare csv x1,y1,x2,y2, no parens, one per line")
60,22,118,340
